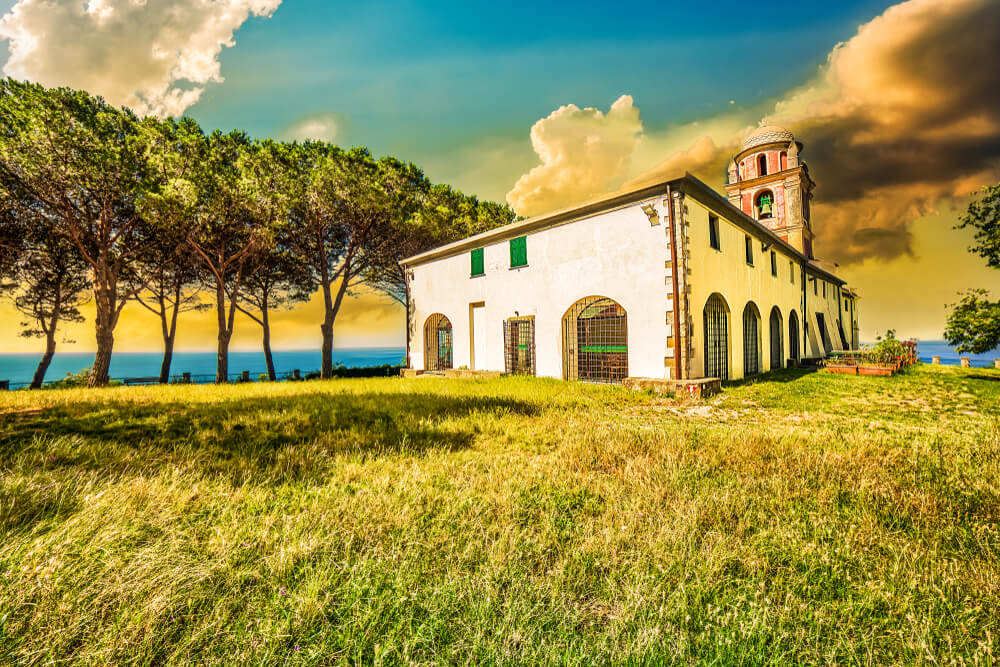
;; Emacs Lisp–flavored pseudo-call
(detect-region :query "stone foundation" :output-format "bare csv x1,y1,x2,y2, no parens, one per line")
623,376,722,399
400,368,503,379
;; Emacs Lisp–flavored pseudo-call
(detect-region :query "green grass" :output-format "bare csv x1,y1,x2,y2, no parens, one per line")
1,365,999,664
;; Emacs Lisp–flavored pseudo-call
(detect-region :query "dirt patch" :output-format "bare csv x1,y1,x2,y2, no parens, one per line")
0,408,45,419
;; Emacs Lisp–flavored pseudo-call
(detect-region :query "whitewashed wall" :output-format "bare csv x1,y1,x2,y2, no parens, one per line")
408,203,670,380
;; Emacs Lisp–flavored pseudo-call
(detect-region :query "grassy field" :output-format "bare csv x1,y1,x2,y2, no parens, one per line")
1,365,999,664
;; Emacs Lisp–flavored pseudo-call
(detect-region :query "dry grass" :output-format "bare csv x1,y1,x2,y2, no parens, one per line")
1,365,999,664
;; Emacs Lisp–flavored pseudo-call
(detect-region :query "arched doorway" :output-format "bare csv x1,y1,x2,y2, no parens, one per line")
562,296,628,383
423,314,453,371
788,310,800,364
703,293,730,380
743,302,761,377
769,307,783,370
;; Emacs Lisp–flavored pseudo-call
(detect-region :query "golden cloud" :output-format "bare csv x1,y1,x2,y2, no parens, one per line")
508,0,1000,265
281,113,346,142
506,95,642,214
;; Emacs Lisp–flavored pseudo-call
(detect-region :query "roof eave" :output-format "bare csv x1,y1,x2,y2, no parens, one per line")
399,179,676,267
401,172,847,286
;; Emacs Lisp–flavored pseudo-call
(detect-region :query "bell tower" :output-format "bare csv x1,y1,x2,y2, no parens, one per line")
725,126,815,258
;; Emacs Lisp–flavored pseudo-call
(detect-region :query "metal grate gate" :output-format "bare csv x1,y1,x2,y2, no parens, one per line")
703,295,729,380
769,307,783,370
433,317,453,370
562,297,628,383
503,318,536,375
424,314,453,371
743,303,760,376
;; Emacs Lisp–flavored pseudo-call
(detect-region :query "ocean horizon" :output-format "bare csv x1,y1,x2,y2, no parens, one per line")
0,341,995,387
0,347,406,387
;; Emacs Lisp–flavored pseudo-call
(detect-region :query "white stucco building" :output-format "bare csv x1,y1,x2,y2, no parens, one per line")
401,128,859,384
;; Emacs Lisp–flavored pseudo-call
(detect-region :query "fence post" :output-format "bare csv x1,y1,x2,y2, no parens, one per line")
960,357,971,368
931,355,940,365
293,369,301,381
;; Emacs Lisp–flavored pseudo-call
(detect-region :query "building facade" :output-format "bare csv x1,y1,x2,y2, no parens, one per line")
402,128,858,383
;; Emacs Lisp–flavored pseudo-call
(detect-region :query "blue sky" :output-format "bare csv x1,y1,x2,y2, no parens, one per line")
0,0,894,200
184,0,892,197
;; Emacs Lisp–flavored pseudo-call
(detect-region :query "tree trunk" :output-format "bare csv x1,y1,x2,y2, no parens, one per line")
160,336,175,384
215,280,230,383
326,274,353,374
30,332,57,390
159,283,182,384
92,324,114,387
262,305,276,382
320,279,334,379
90,277,116,387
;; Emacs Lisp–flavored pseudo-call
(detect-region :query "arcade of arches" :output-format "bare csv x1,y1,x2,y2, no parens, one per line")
702,294,802,381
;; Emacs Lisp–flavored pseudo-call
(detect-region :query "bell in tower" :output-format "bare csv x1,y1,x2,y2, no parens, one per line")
724,125,816,259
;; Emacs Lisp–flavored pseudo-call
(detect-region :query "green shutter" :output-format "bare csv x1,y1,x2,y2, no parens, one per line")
470,248,484,276
510,236,527,267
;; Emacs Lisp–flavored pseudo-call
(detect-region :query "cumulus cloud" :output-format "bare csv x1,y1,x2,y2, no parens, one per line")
506,95,642,214
508,0,1000,264
281,113,345,142
0,0,283,118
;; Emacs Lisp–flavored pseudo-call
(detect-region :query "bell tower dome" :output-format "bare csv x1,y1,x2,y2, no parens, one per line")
725,125,816,258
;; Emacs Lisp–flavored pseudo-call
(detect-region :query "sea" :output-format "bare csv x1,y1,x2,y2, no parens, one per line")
910,341,997,368
0,347,406,388
0,341,995,387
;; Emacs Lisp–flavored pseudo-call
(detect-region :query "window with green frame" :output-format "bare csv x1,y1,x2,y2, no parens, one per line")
509,236,527,268
470,248,484,276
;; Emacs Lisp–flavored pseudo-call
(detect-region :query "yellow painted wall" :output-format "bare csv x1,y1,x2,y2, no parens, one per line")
684,195,846,380
803,273,850,358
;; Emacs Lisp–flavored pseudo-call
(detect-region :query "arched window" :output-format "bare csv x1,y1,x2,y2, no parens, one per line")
423,314,453,371
757,154,768,176
756,190,774,219
743,303,761,377
788,311,800,363
780,151,788,170
562,297,628,383
769,307,783,370
703,294,730,380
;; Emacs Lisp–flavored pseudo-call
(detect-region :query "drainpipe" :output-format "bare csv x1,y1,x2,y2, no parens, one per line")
666,185,682,381
801,265,807,361
403,266,413,368
837,287,845,352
